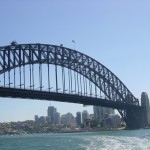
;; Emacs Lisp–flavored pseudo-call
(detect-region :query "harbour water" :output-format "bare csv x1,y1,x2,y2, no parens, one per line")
0,129,150,150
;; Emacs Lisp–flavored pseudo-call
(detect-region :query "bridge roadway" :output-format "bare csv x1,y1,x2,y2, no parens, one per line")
0,87,143,110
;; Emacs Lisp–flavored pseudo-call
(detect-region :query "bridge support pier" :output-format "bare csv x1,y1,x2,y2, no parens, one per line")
125,108,145,129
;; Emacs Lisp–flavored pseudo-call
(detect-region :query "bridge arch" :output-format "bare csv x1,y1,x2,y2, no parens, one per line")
0,43,139,105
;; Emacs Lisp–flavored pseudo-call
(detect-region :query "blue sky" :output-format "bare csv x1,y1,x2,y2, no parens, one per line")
0,0,150,122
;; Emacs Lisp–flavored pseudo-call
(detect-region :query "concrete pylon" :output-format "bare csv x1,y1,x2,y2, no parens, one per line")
141,92,150,126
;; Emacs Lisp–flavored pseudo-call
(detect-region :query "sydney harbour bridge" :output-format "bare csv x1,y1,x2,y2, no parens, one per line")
0,42,145,129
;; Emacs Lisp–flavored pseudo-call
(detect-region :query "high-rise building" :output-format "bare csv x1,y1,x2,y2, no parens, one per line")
105,107,114,114
61,113,75,126
38,116,46,124
61,115,67,125
141,92,150,126
46,116,52,124
93,106,114,122
93,106,103,121
76,112,82,127
82,110,89,122
89,114,94,120
53,112,60,124
103,114,121,128
109,114,121,128
47,106,57,123
35,115,39,123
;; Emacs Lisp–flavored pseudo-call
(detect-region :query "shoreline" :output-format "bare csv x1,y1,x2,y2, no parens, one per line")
0,127,126,136
1,127,150,136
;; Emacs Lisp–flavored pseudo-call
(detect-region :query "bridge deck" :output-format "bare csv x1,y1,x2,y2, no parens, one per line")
0,87,143,110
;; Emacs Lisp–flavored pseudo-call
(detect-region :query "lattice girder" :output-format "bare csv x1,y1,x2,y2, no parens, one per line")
0,44,139,106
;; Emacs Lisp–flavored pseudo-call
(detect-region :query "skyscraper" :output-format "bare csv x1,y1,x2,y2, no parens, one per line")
53,112,60,124
93,106,114,122
47,106,57,123
82,110,89,122
93,106,103,121
76,112,82,127
34,115,39,123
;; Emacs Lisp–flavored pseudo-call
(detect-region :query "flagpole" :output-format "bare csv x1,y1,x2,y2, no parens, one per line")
72,40,75,50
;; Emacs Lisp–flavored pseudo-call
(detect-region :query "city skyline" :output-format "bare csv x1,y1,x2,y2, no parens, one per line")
0,0,150,122
34,105,91,125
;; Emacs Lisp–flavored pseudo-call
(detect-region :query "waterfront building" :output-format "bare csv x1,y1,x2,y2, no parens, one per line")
53,112,60,124
47,106,57,123
34,115,39,123
109,114,121,128
105,107,114,114
82,110,89,123
76,112,82,127
93,106,114,122
38,116,46,124
103,114,121,128
141,92,150,126
61,113,75,126
89,114,94,120
46,116,52,124
61,115,67,125
93,106,103,121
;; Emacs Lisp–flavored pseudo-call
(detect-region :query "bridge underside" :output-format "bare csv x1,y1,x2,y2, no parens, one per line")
0,87,142,110
0,87,145,129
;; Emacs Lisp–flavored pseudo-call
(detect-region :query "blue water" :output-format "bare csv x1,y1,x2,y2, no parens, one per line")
0,129,150,150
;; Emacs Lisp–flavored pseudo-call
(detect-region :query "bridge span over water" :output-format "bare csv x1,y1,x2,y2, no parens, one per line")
0,43,145,129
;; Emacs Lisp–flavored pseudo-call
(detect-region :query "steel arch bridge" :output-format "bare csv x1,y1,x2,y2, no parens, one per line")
0,43,144,129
